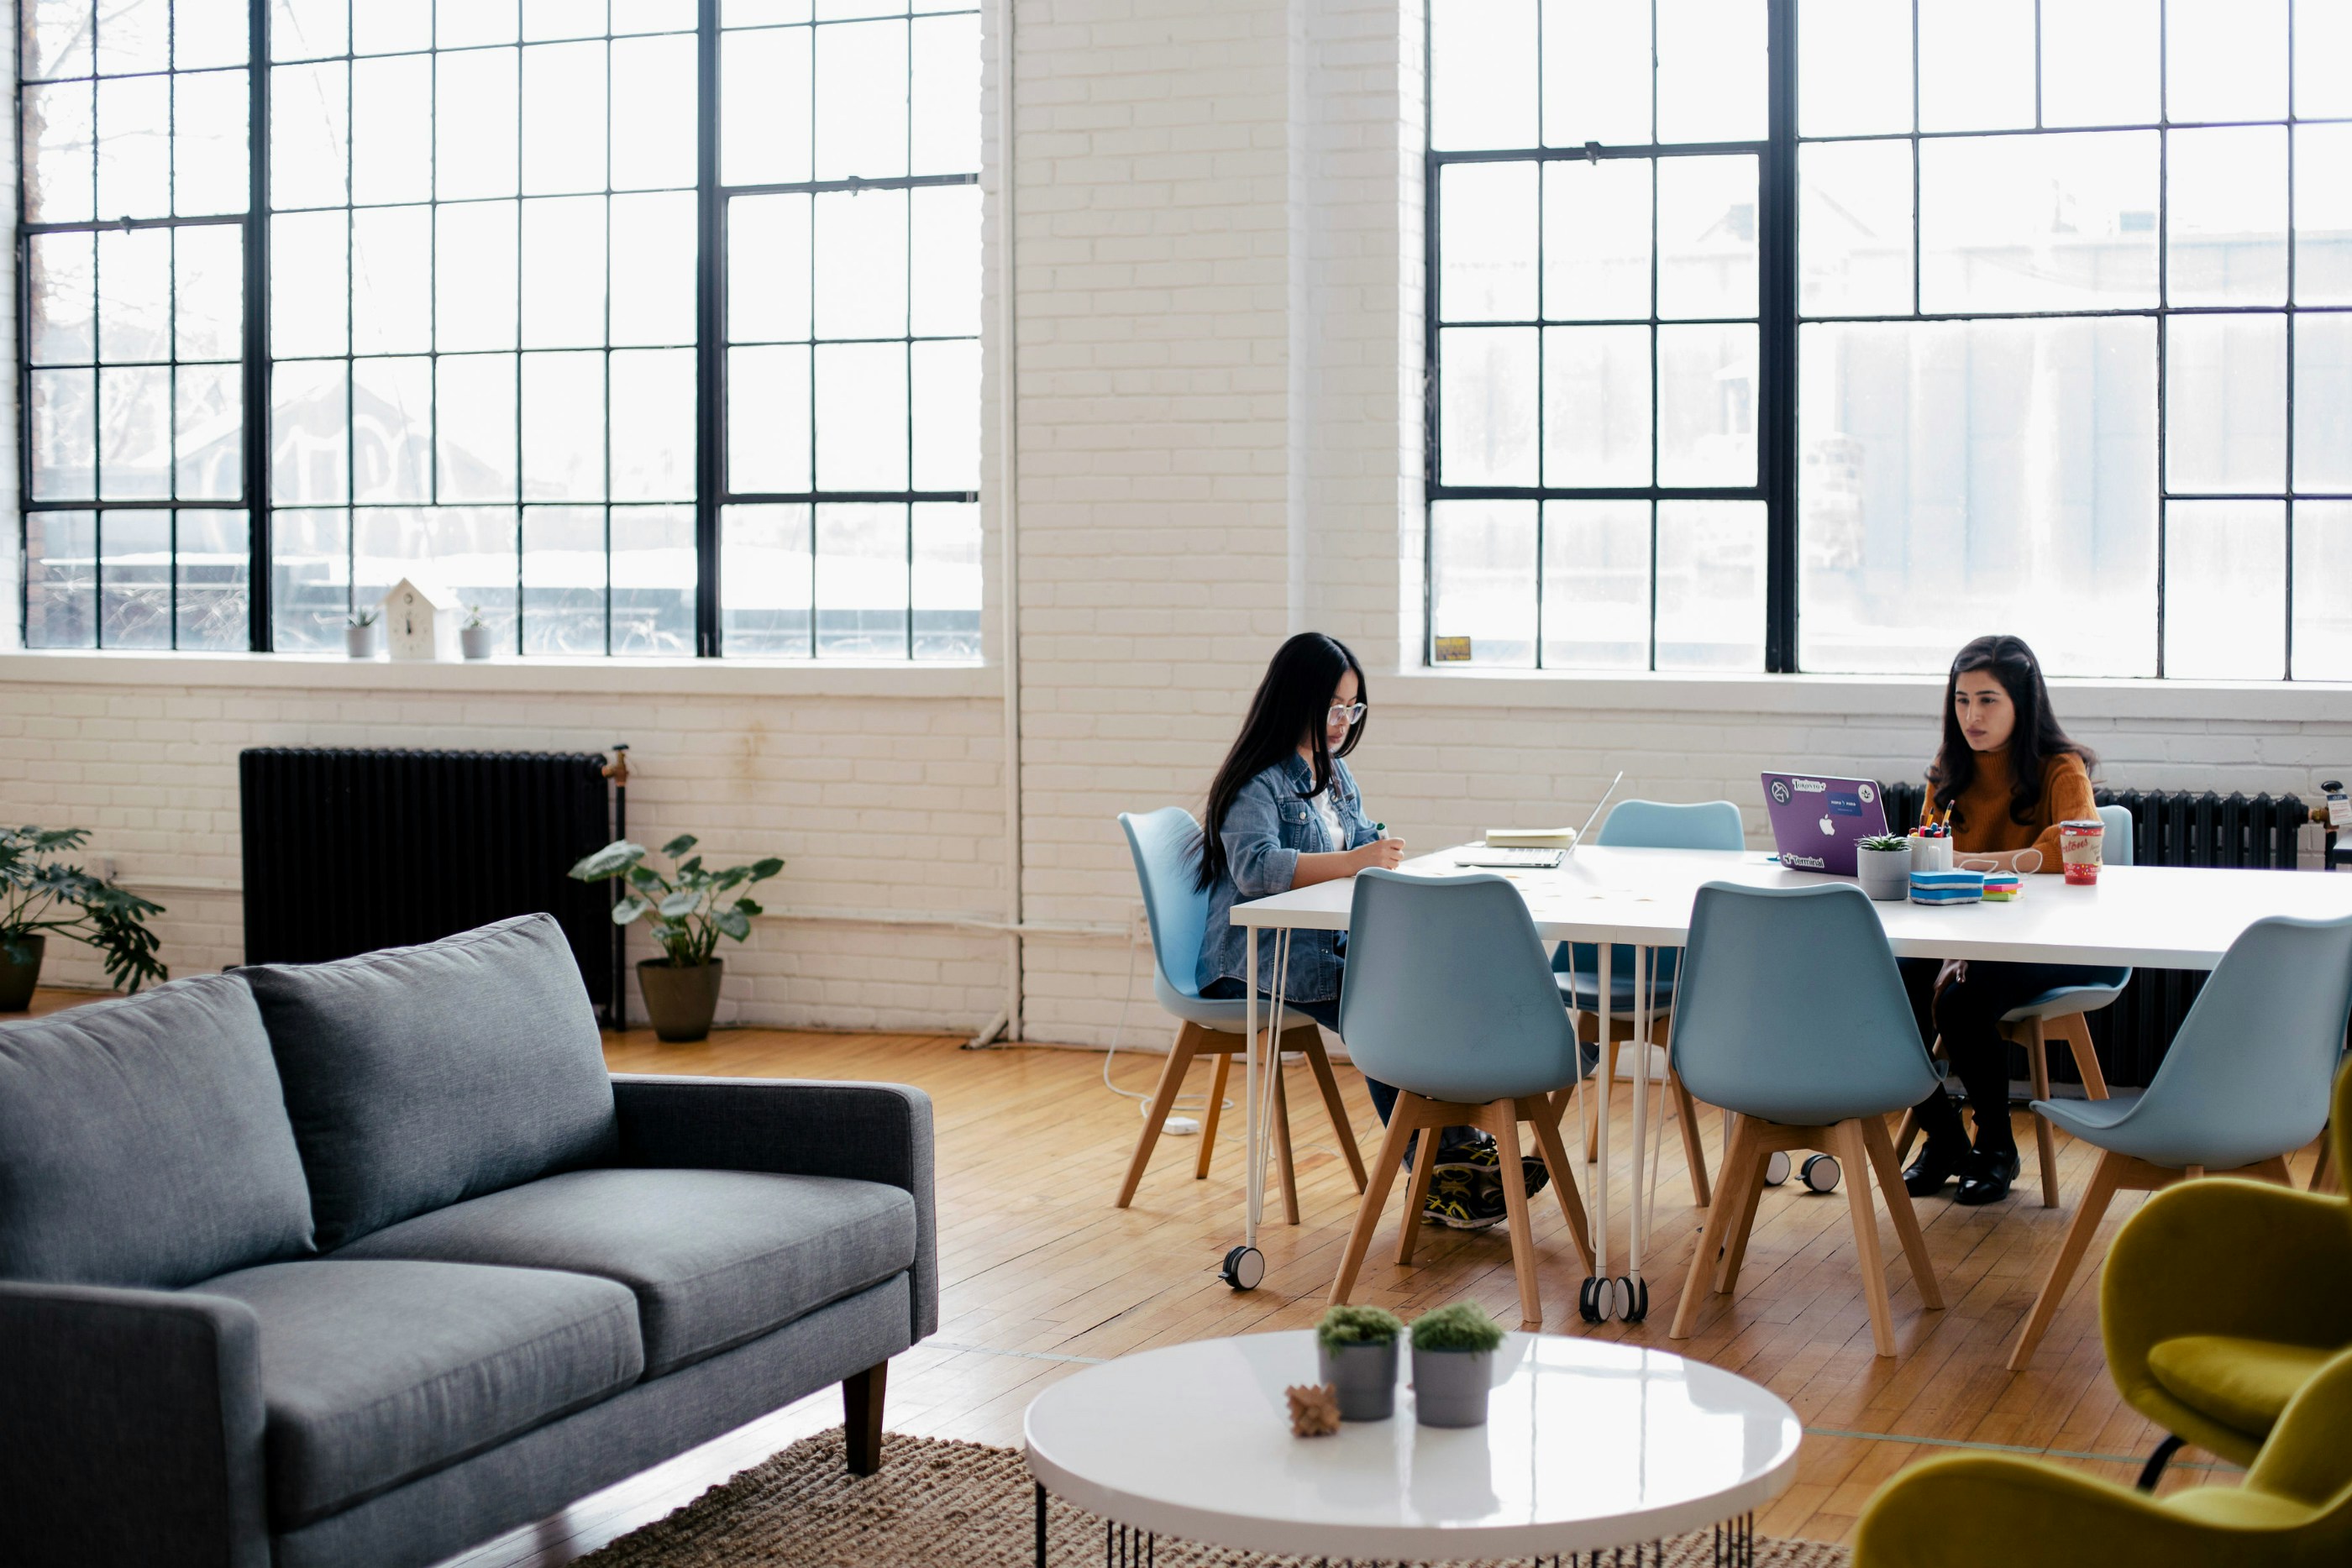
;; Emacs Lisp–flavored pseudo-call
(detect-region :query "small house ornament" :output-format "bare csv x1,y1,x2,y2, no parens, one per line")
380,577,464,662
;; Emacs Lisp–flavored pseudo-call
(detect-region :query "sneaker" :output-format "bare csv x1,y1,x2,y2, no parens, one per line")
1423,1167,1506,1230
1434,1133,1551,1202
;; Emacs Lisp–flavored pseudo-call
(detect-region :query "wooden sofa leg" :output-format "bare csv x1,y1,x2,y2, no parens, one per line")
844,1361,888,1475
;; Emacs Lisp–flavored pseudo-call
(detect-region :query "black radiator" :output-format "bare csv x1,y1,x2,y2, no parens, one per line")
240,747,617,1020
1879,780,2308,1088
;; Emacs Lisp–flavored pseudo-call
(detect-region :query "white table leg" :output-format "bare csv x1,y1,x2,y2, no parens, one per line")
1256,930,1293,1221
1243,926,1260,1245
1593,941,1613,1280
1628,945,1651,1296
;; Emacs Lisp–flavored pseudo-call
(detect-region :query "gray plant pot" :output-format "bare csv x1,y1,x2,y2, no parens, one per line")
1410,1345,1493,1428
460,623,496,660
1316,1339,1399,1421
0,934,46,1012
344,622,380,658
637,957,723,1042
1856,847,1911,901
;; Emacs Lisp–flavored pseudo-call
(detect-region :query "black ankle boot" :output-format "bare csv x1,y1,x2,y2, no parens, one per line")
1953,1141,2021,1206
1903,1133,1970,1197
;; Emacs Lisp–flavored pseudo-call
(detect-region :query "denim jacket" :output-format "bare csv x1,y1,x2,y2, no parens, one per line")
1197,753,1376,1003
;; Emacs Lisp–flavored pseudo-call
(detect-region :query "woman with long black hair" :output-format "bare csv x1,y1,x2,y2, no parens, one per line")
1898,633,2103,1205
1194,632,1539,1230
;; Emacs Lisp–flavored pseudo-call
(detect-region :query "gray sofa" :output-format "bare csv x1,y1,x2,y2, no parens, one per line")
0,913,937,1568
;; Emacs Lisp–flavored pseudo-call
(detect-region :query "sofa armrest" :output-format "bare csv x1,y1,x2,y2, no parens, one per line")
0,1280,270,1568
611,1075,937,1340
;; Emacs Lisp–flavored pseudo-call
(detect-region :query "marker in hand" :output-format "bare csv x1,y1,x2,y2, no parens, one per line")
1360,821,1405,872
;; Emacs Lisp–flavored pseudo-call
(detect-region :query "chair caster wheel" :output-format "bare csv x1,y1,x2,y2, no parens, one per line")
1578,1277,1613,1323
1219,1245,1263,1290
1801,1153,1841,1193
1763,1151,1792,1186
1616,1276,1649,1322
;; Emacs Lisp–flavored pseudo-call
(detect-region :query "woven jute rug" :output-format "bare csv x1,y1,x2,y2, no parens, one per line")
578,1430,1850,1568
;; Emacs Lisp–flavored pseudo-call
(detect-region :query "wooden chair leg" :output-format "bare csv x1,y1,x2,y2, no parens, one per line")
1116,1024,1202,1207
1860,1113,1943,1310
1670,1068,1712,1207
1298,1028,1369,1193
1486,1101,1544,1328
1672,1114,1758,1339
1331,1099,1420,1306
1889,1107,1920,1166
2251,1154,2294,1185
1520,1093,1596,1274
2055,1013,2110,1099
1194,1048,1231,1180
1272,1052,1299,1225
2313,1132,2337,1193
2008,1148,2125,1371
1714,1120,1772,1295
1832,1120,1898,1357
2024,1019,2061,1210
1394,1109,1441,1267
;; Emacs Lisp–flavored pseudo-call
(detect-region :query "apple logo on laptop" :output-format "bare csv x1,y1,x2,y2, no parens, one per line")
1819,815,1836,836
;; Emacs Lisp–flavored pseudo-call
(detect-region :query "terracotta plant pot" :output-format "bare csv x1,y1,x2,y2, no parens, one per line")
1410,1345,1493,1428
1316,1338,1399,1421
637,957,723,1042
0,935,47,1012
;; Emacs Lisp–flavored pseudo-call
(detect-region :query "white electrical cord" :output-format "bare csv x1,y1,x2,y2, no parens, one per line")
1102,931,1233,1125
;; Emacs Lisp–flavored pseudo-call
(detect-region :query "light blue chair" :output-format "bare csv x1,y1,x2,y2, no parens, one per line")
1113,809,1367,1219
2006,910,2352,1370
1327,868,1595,1326
1555,799,1744,1196
1667,881,1947,1357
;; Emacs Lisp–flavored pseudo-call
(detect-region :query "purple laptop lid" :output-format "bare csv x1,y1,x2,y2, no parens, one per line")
1760,772,1891,877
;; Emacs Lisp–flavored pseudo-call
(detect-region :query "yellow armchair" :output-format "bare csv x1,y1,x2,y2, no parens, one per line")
2099,1062,2352,1471
1854,1343,2352,1568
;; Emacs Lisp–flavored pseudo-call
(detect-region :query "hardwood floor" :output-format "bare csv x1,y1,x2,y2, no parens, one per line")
18,990,2295,1561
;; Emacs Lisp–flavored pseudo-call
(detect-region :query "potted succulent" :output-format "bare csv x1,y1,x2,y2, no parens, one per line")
0,826,168,1010
568,834,784,1042
1315,1304,1404,1421
345,608,381,658
1409,1302,1504,1428
1856,833,1911,900
459,606,496,661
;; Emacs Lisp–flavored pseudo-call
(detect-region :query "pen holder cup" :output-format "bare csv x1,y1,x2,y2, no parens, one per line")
1908,834,1953,873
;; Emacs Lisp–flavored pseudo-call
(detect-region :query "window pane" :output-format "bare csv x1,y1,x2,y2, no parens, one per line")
1798,139,1912,317
1920,132,2159,312
1655,0,1766,144
2166,313,2286,495
30,233,97,366
911,501,979,658
352,205,434,353
32,368,97,499
814,342,909,490
25,83,97,225
271,209,349,357
2167,127,2286,307
2041,0,2159,127
100,364,173,498
441,0,519,48
520,196,606,349
24,511,98,648
1541,0,1649,146
97,227,171,363
909,13,978,176
721,28,812,185
2298,0,2352,118
353,55,433,206
729,345,813,493
270,507,351,649
352,355,433,502
1917,0,2033,134
100,511,174,648
1543,326,1650,485
816,19,906,180
722,503,813,655
911,339,979,492
437,200,520,350
1797,318,2158,678
176,511,250,650
437,354,520,501
355,506,519,639
2166,501,2284,679
2296,313,2352,494
2296,124,2352,306
25,0,95,81
612,34,697,189
436,49,520,201
174,69,249,217
1656,501,1764,669
732,193,814,343
815,502,908,657
2293,502,2352,680
1541,160,1650,321
522,40,607,196
611,506,696,654
910,183,979,336
813,187,908,339
1431,0,1536,151
2168,0,2286,123
1438,327,1538,486
1657,323,1756,485
176,223,244,360
1798,0,1909,137
177,0,249,69
611,192,696,344
96,75,171,218
609,348,696,500
1541,501,1650,669
272,359,349,504
354,0,432,54
274,0,349,60
1440,162,1538,323
522,350,606,500
1430,500,1536,666
1657,155,1757,320
176,362,243,499
271,62,348,209
522,505,607,655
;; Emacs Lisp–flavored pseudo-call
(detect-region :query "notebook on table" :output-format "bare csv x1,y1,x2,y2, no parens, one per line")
1456,772,1624,870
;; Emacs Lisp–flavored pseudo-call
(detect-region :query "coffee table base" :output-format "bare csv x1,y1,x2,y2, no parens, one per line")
1033,1484,1757,1568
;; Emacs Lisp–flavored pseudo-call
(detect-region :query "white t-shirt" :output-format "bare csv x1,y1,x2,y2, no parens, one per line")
1311,789,1345,852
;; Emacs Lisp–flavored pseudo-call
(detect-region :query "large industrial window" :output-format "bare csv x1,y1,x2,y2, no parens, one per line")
1426,0,2352,679
16,0,981,658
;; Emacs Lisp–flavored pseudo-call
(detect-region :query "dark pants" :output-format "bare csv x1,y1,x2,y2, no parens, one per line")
1898,957,2108,1152
1199,978,1478,1158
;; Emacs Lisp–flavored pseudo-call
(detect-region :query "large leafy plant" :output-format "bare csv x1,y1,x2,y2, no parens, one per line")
568,835,784,968
0,826,168,992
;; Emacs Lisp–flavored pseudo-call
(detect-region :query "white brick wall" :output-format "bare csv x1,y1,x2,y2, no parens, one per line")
5,0,2351,1045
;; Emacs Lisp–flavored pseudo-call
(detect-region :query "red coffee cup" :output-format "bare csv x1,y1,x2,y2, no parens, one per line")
2059,819,2105,885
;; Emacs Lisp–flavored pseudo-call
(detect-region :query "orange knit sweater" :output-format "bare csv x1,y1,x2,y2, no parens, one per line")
1924,748,2097,872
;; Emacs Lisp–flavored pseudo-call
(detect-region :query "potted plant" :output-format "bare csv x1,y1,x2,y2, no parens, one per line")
0,826,168,1010
1856,833,1911,900
345,609,381,658
1409,1302,1504,1428
568,834,784,1042
459,606,495,661
1315,1304,1404,1421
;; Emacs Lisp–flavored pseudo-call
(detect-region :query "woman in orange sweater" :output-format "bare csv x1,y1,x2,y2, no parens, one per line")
1899,634,2103,1205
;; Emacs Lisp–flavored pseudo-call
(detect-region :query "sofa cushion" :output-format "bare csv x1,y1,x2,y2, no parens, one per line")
194,1258,643,1529
0,974,313,1287
335,1167,917,1377
2147,1333,2339,1441
242,914,617,1249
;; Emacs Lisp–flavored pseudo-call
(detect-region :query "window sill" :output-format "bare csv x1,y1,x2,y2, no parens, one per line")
1383,666,2352,725
0,649,995,700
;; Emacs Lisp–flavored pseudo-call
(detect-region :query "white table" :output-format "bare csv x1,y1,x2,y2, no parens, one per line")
1023,1329,1800,1565
1230,845,2352,1314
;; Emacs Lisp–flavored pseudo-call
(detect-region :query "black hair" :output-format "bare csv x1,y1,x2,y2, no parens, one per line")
1928,634,2095,829
1195,632,1368,891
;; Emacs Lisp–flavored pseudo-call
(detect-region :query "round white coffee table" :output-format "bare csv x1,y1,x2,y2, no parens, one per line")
1022,1330,1799,1565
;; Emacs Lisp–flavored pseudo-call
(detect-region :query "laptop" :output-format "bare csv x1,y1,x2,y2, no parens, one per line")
1455,772,1624,869
1759,771,1892,877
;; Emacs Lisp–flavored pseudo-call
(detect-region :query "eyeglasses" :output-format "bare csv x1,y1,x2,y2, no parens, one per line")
1326,703,1367,726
